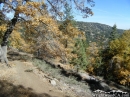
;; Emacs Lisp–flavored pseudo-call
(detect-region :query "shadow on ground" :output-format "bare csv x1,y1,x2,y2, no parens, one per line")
56,63,130,93
0,80,69,97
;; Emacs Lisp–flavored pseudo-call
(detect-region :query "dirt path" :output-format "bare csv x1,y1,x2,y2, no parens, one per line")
0,61,75,97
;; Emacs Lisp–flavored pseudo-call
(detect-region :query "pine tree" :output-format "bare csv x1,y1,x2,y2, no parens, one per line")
71,39,88,70
109,24,118,41
63,3,74,20
62,3,76,26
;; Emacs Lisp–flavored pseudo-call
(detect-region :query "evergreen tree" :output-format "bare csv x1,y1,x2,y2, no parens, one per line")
63,3,74,21
109,24,118,41
62,3,76,26
71,39,88,70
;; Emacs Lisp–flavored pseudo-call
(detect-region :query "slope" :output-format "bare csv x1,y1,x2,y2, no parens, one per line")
0,61,76,97
76,21,124,44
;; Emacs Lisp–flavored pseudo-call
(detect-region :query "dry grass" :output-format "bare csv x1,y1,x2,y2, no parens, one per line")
32,59,91,96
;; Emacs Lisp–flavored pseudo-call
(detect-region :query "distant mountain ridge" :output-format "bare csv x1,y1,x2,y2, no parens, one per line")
76,21,124,33
76,21,124,43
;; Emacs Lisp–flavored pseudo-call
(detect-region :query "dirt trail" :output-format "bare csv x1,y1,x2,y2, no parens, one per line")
0,61,75,97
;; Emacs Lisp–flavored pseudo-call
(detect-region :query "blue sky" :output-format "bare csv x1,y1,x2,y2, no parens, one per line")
74,0,130,30
0,0,129,29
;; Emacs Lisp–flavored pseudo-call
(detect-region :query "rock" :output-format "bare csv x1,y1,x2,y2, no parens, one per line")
78,72,90,80
100,82,110,91
54,78,59,82
50,80,56,86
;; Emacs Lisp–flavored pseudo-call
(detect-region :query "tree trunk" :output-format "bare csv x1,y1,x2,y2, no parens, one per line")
0,13,18,67
1,14,18,46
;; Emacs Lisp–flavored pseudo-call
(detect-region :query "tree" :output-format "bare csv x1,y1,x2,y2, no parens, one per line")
109,24,118,41
0,0,95,46
62,2,76,27
86,42,103,75
63,3,74,21
59,19,86,63
63,3,73,20
71,38,88,70
101,24,119,73
0,0,94,66
101,30,130,86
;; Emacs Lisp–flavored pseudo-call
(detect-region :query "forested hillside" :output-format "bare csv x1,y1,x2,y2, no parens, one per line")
76,21,124,44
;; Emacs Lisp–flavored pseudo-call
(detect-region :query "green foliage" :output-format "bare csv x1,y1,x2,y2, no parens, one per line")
86,42,104,75
1,0,130,88
109,24,118,41
71,39,88,70
76,22,124,45
101,30,130,86
62,3,76,27
63,3,74,21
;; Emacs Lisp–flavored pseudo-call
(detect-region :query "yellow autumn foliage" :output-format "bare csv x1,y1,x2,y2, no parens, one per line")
0,24,7,32
1,0,92,67
86,42,102,74
16,8,68,61
109,30,130,86
0,24,7,42
9,30,29,51
58,20,86,62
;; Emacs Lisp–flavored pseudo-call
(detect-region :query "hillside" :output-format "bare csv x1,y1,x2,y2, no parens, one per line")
0,1,130,97
0,60,77,97
0,47,129,97
76,21,124,44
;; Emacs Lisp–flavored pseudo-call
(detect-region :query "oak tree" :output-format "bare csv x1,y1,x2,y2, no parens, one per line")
0,0,94,65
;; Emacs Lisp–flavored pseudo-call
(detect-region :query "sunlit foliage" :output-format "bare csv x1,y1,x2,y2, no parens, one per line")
86,42,103,75
70,38,88,70
107,30,130,86
59,19,86,63
0,0,94,62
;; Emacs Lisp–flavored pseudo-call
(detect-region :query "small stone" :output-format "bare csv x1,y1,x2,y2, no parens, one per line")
50,80,56,86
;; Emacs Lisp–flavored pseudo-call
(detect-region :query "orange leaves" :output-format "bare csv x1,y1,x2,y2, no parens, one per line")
120,69,130,77
58,20,87,64
7,23,29,52
9,30,28,50
16,6,26,12
87,66,94,74
23,14,68,60
31,14,61,35
0,24,7,32
18,6,36,16
117,69,130,86
16,1,41,17
87,42,99,56
31,20,40,27
0,24,7,40
107,30,130,86
110,38,127,55
26,2,40,8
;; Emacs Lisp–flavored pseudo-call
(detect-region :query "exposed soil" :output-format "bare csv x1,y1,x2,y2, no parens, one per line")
0,61,77,97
